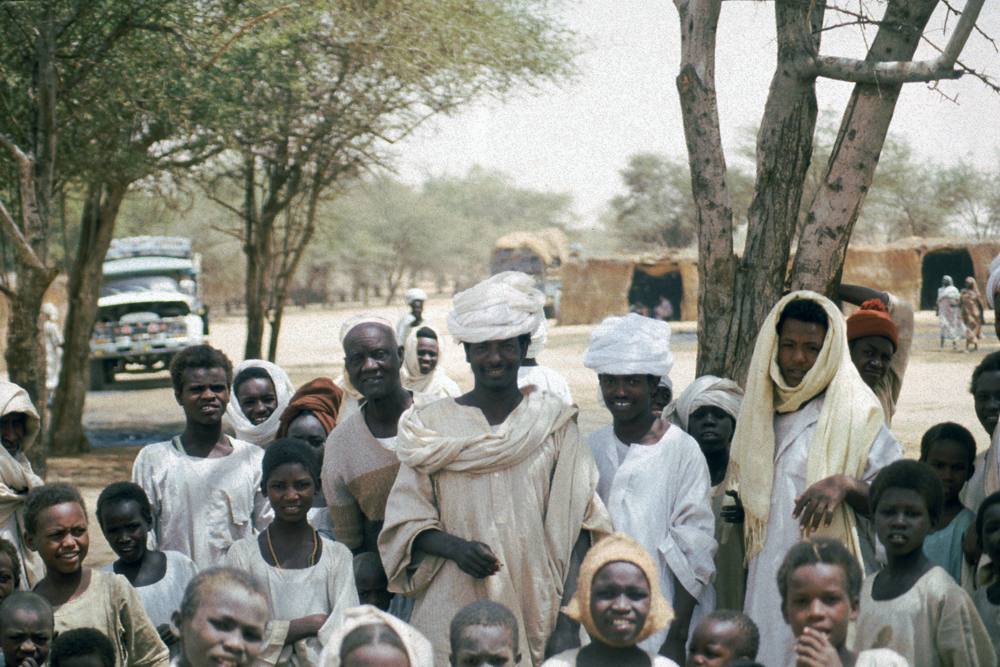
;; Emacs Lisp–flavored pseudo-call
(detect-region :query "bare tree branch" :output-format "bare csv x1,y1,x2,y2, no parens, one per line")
813,56,965,83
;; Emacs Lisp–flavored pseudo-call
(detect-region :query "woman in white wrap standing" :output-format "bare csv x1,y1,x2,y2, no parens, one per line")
938,275,965,350
227,360,295,447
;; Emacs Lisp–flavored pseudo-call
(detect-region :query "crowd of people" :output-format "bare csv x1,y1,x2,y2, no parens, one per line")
2,266,1000,667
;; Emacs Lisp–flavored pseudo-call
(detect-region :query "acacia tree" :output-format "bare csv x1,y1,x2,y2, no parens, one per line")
672,0,992,381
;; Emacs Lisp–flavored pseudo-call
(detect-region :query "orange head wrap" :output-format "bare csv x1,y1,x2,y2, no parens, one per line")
846,299,898,350
277,377,344,438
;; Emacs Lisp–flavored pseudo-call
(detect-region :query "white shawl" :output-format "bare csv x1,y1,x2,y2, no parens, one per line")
226,360,295,446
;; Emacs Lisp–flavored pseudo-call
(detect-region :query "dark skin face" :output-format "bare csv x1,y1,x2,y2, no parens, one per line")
415,337,439,375
0,412,27,456
974,370,1000,437
777,319,826,388
874,488,934,559
685,619,743,667
175,368,230,427
0,607,53,667
450,624,519,667
410,300,424,320
922,439,973,505
286,413,328,468
99,499,148,565
344,324,405,401
236,377,277,426
687,406,735,456
0,552,15,603
599,374,656,425
650,386,672,416
848,336,894,389
355,566,392,612
263,462,315,525
589,561,651,647
782,563,858,663
26,502,89,576
464,338,525,393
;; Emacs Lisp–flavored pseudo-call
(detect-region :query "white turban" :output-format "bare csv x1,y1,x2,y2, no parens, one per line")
527,317,547,359
226,360,295,447
339,313,398,347
988,253,1000,309
665,374,743,431
447,271,545,344
581,313,674,381
41,303,59,321
405,288,427,305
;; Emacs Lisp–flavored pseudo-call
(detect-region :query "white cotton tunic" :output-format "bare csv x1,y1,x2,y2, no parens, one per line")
744,396,903,667
587,423,717,654
541,647,679,667
132,436,272,570
101,550,198,628
518,365,573,405
225,534,359,667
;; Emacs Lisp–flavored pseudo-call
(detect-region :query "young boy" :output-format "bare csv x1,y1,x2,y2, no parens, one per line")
856,460,995,666
353,553,392,612
686,610,758,667
50,629,115,667
971,490,1000,655
778,537,907,667
449,600,521,667
132,345,271,570
0,591,54,667
169,568,270,667
919,423,977,582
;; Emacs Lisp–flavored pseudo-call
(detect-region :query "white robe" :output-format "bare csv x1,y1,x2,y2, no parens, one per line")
587,423,717,654
745,395,903,667
518,365,573,405
102,550,198,629
132,436,272,570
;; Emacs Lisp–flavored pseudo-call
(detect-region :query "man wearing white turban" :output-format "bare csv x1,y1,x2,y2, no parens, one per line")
517,315,573,405
582,313,716,663
397,288,428,344
379,272,612,667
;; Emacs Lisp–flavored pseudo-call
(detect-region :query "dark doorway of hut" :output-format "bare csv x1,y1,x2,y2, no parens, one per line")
628,267,682,321
920,248,975,310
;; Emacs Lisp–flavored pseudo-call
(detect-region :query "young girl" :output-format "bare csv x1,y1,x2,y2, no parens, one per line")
225,438,358,667
777,537,907,667
97,482,198,636
226,360,295,447
0,537,22,604
541,532,680,667
24,482,168,667
919,423,977,583
320,605,433,667
971,490,1000,654
855,460,994,666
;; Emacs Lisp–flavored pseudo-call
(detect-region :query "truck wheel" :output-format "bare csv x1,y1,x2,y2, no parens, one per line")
88,360,106,391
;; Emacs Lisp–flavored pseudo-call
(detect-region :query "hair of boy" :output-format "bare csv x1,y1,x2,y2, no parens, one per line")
449,600,519,656
233,366,273,395
50,628,115,667
776,537,863,605
178,567,269,622
339,623,407,663
261,438,320,487
970,351,1000,394
95,481,153,531
24,483,86,535
169,345,233,394
776,298,828,334
976,490,1000,549
415,327,438,341
869,459,944,523
0,537,21,589
919,422,977,469
0,591,53,631
353,552,386,580
701,609,760,660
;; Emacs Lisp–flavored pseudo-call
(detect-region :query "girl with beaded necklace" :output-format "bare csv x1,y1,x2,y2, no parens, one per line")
225,438,358,667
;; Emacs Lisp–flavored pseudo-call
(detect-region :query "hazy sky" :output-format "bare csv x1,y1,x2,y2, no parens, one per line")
392,0,1000,228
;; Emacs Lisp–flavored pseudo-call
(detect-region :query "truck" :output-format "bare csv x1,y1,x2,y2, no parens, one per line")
490,228,569,318
89,237,207,390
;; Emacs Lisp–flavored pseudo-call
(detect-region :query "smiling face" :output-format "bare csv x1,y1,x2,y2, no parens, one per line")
173,585,268,667
286,413,328,468
589,561,651,647
26,502,89,575
263,462,315,524
687,406,736,455
344,324,403,401
650,385,672,416
0,412,27,456
599,374,655,425
922,439,973,503
0,607,53,667
974,370,1000,437
464,338,526,392
777,319,826,388
236,378,277,426
686,618,742,667
415,337,439,375
849,336,894,389
450,624,519,667
99,499,148,565
176,367,230,427
873,488,933,559
781,563,858,650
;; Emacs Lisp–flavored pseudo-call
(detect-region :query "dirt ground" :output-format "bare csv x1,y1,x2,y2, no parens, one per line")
44,297,998,567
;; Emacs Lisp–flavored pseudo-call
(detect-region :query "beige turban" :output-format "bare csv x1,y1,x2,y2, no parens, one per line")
319,604,433,667
581,313,674,381
665,375,743,431
447,271,544,344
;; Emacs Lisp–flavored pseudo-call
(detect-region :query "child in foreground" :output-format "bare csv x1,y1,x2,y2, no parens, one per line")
919,423,977,583
855,460,995,667
50,628,115,667
540,532,679,667
0,591,53,667
353,553,392,612
778,537,907,667
686,610,758,667
24,483,168,667
971,490,1000,655
0,537,22,605
169,568,269,667
319,605,433,667
449,600,521,667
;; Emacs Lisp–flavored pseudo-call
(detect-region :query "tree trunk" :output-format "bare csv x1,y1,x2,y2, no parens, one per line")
242,152,266,360
791,0,940,293
48,182,127,456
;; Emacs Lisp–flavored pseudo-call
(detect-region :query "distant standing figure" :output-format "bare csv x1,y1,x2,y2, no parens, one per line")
988,253,1000,341
938,276,965,350
654,296,673,321
397,288,427,344
962,277,986,352
41,304,62,393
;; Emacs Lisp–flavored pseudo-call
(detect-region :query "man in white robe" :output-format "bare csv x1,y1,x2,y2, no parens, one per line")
724,292,903,667
0,382,45,586
582,313,716,664
379,272,611,667
517,317,573,405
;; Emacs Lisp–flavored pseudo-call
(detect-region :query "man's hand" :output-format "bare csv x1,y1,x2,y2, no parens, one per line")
544,613,581,659
721,489,745,524
794,475,862,535
794,627,844,667
448,539,501,579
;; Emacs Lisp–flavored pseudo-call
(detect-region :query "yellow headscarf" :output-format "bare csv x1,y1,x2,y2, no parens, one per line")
564,533,674,647
724,291,884,565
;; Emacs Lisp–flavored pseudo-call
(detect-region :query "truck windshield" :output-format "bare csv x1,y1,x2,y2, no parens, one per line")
101,276,181,297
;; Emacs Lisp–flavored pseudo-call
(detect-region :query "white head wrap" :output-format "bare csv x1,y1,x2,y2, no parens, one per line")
41,303,59,321
447,271,544,344
658,374,673,392
581,313,674,381
319,604,433,667
226,360,295,447
405,288,427,305
339,313,399,347
988,253,1000,309
527,317,547,359
665,374,743,431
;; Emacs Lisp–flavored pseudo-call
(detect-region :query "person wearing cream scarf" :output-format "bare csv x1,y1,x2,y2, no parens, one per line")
399,325,462,399
724,291,902,667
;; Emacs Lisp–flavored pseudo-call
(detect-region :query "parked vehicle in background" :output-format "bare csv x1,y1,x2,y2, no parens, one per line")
89,237,207,390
